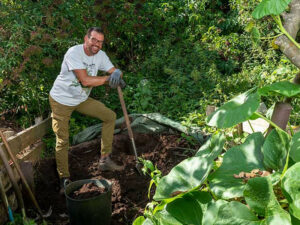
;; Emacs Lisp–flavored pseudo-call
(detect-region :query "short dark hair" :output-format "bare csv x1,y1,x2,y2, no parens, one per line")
87,27,104,37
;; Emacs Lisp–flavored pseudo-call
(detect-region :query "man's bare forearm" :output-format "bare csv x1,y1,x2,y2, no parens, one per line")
80,75,109,87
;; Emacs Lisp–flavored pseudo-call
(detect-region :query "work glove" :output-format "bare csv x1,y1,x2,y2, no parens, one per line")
119,79,126,89
107,69,122,88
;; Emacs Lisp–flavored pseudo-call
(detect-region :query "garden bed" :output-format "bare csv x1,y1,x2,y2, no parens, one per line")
33,133,198,225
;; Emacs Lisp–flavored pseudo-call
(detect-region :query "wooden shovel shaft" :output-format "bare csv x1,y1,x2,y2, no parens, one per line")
0,131,43,218
117,86,134,139
117,86,139,159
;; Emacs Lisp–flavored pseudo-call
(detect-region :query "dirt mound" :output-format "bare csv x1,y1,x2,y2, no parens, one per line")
70,183,106,200
33,133,198,225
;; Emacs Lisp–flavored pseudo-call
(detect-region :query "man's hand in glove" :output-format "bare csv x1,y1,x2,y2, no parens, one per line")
119,79,126,89
107,69,122,88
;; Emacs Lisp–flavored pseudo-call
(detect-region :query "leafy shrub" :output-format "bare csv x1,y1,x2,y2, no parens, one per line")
1,0,299,132
0,0,96,127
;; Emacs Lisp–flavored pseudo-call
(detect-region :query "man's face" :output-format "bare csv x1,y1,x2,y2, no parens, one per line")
84,31,104,56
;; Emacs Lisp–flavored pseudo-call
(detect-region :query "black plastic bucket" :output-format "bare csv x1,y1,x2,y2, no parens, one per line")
65,179,112,225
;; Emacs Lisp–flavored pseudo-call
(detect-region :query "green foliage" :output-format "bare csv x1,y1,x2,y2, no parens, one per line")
6,213,37,225
244,177,291,223
42,131,56,158
0,0,96,125
289,132,300,163
164,191,212,225
1,0,299,130
133,216,146,225
258,81,300,97
206,88,261,128
134,85,299,224
153,156,212,201
133,16,300,220
195,132,225,160
262,129,290,171
281,163,300,220
139,158,162,199
208,132,265,199
209,201,262,225
252,0,292,19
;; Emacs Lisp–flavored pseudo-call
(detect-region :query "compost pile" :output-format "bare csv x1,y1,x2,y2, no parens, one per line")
33,133,198,225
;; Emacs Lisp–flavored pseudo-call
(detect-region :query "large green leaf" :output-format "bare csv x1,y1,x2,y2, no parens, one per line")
202,200,228,225
213,201,263,225
262,129,290,171
208,132,265,199
196,132,226,160
265,213,292,225
203,200,263,225
153,156,213,200
166,191,212,225
133,216,146,225
155,209,183,225
292,215,300,225
258,81,300,98
252,0,292,19
282,162,300,220
206,88,260,128
290,132,300,162
244,177,291,225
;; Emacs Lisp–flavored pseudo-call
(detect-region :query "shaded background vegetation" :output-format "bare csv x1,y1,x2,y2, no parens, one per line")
0,0,299,134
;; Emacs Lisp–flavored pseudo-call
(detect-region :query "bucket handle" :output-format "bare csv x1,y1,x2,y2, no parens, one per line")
64,179,71,188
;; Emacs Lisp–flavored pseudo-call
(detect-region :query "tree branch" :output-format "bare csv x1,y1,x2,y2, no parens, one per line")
275,0,300,68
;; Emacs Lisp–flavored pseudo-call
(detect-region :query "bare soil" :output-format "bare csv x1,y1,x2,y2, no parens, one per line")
32,133,198,225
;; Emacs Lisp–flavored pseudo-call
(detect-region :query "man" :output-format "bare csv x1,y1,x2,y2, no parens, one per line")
49,27,124,193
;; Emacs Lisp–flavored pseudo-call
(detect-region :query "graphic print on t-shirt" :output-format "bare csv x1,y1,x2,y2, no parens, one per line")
82,62,95,95
69,62,95,95
84,62,96,76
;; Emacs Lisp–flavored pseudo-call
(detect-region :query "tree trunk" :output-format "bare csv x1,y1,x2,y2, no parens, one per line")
267,73,300,133
267,0,300,133
275,0,300,68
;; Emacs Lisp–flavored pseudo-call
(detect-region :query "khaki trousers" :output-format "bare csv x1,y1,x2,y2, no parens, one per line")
49,96,116,178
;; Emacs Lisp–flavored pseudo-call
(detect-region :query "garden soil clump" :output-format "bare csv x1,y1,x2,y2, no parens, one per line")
33,133,198,225
70,183,106,200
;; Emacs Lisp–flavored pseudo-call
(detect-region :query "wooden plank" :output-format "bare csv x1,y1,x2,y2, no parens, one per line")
0,118,51,224
17,141,45,162
0,117,51,156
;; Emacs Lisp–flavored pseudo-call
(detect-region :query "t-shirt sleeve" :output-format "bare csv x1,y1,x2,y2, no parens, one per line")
98,52,114,72
64,48,86,71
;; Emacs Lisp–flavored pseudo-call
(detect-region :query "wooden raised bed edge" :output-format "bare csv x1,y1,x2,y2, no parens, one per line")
0,117,51,224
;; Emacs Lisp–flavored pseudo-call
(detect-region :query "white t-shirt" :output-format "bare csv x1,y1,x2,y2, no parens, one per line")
50,44,114,106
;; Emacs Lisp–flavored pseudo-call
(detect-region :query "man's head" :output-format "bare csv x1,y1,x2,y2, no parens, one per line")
84,27,104,56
